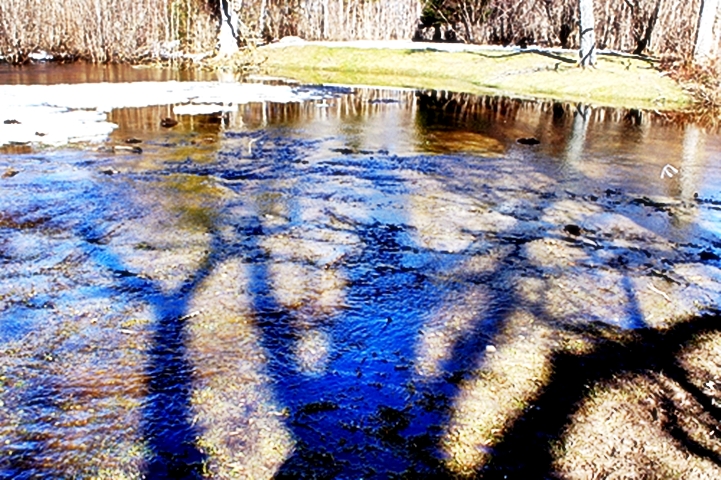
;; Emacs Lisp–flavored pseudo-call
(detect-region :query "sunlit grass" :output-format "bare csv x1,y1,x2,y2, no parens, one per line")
259,45,691,110
186,259,295,479
557,372,721,479
441,310,554,475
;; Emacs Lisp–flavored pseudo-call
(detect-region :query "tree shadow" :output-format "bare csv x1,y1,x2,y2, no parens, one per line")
401,93,721,477
469,48,576,64
73,218,234,478
481,311,721,477
214,118,721,478
11,94,717,480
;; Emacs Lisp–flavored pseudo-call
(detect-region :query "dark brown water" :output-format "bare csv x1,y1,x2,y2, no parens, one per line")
0,64,720,479
0,62,214,85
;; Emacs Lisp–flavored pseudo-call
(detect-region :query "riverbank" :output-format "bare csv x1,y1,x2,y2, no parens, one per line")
259,40,692,111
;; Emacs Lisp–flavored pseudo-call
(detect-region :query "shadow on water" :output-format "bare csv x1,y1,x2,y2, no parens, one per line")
74,217,225,478
209,136,449,477
112,95,721,477
175,121,721,477
2,87,721,479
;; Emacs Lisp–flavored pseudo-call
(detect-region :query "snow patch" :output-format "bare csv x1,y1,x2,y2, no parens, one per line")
0,81,331,147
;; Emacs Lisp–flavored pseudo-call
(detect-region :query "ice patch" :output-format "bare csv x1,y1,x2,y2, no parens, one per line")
0,81,331,147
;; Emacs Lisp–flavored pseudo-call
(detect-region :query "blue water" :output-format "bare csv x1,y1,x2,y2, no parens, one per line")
0,81,720,478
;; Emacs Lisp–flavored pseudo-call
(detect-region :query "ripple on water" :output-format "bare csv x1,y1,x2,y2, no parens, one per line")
0,79,720,478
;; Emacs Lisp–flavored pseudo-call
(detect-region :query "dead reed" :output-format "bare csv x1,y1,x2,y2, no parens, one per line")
0,0,420,64
257,0,421,42
0,0,216,63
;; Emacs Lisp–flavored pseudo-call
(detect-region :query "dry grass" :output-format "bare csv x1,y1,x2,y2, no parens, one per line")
0,0,419,64
661,58,721,124
555,325,721,479
257,0,420,42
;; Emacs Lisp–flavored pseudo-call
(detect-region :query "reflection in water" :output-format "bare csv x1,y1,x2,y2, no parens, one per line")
681,124,705,200
0,78,720,478
0,63,215,85
565,104,590,164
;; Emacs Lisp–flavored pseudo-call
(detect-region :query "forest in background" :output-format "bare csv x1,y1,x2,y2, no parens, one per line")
0,0,419,63
0,0,716,64
419,0,705,60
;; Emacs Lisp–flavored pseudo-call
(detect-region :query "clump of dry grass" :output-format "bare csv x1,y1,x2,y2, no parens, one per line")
661,58,721,124
197,47,265,74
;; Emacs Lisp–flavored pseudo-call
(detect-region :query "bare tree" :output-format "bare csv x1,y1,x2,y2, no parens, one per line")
694,0,720,64
217,0,239,55
632,0,662,55
579,0,596,67
457,0,488,44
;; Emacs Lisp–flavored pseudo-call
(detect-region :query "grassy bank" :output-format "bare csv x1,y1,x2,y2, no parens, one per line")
259,44,692,111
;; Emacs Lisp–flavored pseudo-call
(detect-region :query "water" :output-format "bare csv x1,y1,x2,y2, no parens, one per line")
0,64,720,479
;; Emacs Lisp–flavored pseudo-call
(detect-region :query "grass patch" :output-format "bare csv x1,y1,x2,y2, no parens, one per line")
259,44,691,110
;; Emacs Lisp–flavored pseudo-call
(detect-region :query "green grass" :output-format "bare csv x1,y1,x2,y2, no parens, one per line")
259,45,691,110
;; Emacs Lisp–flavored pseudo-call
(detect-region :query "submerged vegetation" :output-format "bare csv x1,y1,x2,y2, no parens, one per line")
1,1,721,478
1,87,720,477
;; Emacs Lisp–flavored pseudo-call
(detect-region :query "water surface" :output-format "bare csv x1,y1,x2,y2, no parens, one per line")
0,65,720,478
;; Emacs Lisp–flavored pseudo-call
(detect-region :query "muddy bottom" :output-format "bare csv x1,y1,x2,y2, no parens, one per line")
0,81,720,479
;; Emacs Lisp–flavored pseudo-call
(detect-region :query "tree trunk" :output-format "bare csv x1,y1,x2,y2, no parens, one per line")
695,0,720,64
460,2,475,43
579,0,596,67
323,0,330,39
634,0,662,55
259,0,268,39
218,0,239,56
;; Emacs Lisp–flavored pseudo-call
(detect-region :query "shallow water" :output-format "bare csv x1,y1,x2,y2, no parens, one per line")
0,65,720,478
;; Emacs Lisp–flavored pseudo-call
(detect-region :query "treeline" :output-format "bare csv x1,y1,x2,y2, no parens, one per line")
0,0,216,63
242,0,420,43
419,0,705,59
0,0,419,63
0,0,714,63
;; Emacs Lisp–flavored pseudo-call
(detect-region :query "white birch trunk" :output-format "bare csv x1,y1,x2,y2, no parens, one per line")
323,0,330,39
218,0,239,56
579,0,596,67
695,0,720,64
